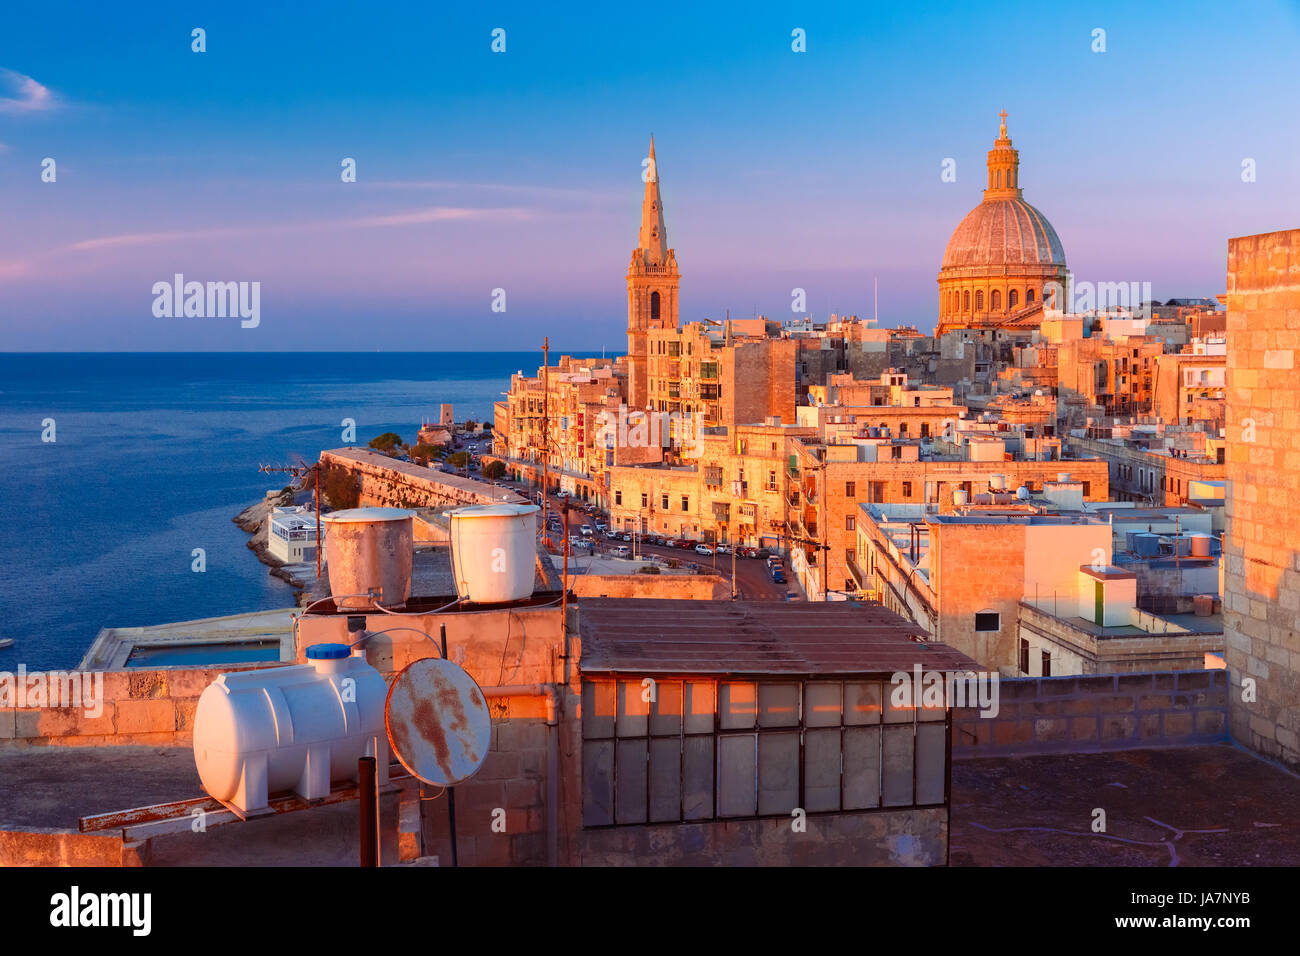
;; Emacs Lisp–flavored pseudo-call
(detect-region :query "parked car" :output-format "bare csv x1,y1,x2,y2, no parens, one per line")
605,529,620,539
695,545,714,556
620,533,632,542
612,545,631,558
770,567,785,583
754,547,773,559
715,544,731,554
766,555,783,570
675,539,696,550
737,546,758,559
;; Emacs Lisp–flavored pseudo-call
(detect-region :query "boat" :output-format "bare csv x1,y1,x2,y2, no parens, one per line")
0,638,13,650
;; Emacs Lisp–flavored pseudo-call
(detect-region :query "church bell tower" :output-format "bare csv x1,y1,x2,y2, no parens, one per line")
626,136,680,411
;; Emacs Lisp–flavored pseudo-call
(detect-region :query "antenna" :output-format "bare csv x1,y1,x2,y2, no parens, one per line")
874,276,878,323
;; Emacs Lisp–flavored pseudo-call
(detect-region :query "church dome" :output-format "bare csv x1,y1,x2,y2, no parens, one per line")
935,113,1069,336
940,197,1066,271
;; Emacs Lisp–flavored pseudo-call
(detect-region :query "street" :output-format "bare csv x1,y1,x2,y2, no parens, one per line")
495,479,799,601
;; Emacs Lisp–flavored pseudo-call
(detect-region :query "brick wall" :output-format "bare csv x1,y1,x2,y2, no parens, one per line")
951,670,1229,759
1224,228,1300,770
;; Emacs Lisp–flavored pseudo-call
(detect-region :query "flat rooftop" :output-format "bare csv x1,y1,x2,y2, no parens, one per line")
578,598,978,676
951,745,1300,866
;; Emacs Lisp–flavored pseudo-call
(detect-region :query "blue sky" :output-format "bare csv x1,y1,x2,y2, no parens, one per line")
1,0,1298,350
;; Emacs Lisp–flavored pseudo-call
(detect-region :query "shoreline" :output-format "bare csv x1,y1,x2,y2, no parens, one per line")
232,493,318,606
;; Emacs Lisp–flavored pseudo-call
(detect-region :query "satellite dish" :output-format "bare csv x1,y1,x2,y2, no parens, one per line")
385,658,492,787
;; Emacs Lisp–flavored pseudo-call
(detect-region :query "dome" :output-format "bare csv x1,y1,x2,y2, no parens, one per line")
940,197,1066,272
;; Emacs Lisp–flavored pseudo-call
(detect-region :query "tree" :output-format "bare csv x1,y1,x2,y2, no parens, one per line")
368,432,402,454
447,451,470,471
321,467,360,510
464,419,479,432
482,459,506,480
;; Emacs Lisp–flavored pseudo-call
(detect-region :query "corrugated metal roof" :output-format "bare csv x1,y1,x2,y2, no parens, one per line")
577,599,981,676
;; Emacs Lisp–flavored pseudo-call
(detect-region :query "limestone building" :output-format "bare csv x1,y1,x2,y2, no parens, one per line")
937,113,1068,337
626,137,680,411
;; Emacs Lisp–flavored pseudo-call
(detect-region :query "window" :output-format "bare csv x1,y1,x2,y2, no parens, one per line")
891,446,902,460
1019,639,1030,675
650,291,661,321
615,490,623,506
1081,481,1091,496
1040,650,1052,678
767,471,776,491
975,612,1000,632
975,291,984,311
963,290,971,312
662,494,669,510
681,495,689,512
846,515,855,531
902,481,912,498
871,481,886,501
920,423,930,439
991,290,1001,311
1027,288,1035,304
581,678,948,828
641,493,648,508
846,481,856,498
1009,289,1019,309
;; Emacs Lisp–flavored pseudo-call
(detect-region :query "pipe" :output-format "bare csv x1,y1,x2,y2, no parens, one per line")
478,683,559,866
359,755,379,867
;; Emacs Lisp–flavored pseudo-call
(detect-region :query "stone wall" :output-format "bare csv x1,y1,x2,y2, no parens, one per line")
319,447,517,510
569,574,726,600
1224,228,1300,770
951,670,1229,759
1,663,277,748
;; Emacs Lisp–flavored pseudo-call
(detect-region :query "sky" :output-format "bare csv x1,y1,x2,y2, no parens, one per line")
1,0,1298,351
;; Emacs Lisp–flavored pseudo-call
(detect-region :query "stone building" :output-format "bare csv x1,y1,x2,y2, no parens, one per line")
936,114,1069,337
1223,227,1300,771
626,137,680,411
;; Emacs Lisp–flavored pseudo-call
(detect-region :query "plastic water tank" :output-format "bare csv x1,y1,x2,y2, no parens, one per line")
952,489,968,507
321,507,413,609
1190,534,1212,558
192,644,389,813
449,503,540,603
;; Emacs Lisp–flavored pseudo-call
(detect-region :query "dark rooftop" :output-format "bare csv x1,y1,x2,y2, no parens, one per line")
951,744,1300,866
577,598,979,676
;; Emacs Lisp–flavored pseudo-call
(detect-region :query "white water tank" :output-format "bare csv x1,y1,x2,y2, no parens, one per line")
192,644,389,813
1190,533,1212,558
321,507,413,609
1016,485,1031,500
989,474,1006,492
449,503,540,603
952,489,968,507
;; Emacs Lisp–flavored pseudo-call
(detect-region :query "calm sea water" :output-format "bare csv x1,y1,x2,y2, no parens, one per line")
0,352,593,669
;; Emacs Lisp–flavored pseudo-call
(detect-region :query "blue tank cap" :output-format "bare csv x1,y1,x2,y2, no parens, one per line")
306,643,351,660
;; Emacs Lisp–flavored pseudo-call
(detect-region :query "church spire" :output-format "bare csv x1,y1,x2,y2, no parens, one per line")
983,110,1023,202
638,135,669,265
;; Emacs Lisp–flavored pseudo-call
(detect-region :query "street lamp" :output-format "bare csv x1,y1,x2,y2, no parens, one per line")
730,480,743,600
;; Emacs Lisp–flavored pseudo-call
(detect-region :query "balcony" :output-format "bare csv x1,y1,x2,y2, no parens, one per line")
704,467,723,487
786,488,800,507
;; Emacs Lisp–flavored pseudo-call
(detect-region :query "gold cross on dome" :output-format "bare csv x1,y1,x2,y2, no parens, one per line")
999,110,1007,125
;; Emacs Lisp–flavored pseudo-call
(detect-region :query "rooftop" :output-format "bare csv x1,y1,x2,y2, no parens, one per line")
951,745,1300,866
578,598,977,676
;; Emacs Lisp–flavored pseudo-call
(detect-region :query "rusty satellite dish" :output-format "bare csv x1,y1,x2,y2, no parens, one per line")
385,657,492,787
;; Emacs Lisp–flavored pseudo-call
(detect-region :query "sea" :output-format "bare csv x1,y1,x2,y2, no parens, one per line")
0,352,598,670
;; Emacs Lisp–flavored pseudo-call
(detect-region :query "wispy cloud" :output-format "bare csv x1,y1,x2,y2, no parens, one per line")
0,68,54,112
1,205,535,277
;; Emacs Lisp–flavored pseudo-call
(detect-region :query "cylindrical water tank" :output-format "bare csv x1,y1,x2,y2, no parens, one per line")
952,489,968,507
321,507,413,609
449,503,540,603
989,474,1006,492
1015,485,1031,500
192,644,390,812
1190,534,1211,558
